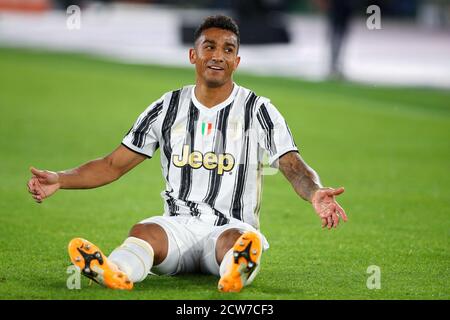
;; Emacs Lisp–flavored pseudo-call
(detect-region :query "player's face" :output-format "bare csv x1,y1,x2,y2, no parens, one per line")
189,28,240,88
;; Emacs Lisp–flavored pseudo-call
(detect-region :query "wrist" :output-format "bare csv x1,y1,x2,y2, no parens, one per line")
309,186,322,203
55,171,64,189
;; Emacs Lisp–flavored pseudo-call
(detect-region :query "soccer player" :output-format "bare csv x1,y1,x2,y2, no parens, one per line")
27,15,347,292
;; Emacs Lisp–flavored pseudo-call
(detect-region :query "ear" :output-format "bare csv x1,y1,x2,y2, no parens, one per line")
233,55,241,71
189,48,196,65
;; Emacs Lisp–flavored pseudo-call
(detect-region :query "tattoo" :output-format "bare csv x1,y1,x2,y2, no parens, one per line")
278,151,322,202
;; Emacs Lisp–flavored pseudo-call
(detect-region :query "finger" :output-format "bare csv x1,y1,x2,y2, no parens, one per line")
327,216,333,229
32,194,42,203
331,187,345,196
31,179,46,198
30,179,39,194
31,178,42,191
335,202,348,222
27,180,36,194
30,177,43,196
321,218,327,228
34,181,47,199
37,177,49,184
332,212,339,228
30,167,48,179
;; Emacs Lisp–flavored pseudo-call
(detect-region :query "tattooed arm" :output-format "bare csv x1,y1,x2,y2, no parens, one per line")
278,151,348,229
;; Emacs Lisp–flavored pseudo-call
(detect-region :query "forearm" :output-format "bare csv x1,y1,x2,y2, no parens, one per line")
279,152,323,202
288,166,322,202
57,157,121,189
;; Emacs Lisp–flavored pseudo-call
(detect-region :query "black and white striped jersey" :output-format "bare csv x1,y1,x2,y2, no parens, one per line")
122,84,298,229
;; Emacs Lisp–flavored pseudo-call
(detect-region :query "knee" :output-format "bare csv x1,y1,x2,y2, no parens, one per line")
129,223,155,239
129,223,168,265
215,228,243,264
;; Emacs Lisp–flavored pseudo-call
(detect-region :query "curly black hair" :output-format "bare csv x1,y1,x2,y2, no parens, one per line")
194,15,240,47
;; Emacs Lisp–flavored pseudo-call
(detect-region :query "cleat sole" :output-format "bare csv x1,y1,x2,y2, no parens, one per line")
68,238,133,290
218,231,262,293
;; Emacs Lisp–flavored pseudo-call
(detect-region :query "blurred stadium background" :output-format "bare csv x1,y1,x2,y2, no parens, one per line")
0,0,449,300
1,0,450,87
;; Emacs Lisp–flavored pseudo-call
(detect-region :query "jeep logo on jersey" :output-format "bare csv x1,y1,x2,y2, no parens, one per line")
172,145,235,175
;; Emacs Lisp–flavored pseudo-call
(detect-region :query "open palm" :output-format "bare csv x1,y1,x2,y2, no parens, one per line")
311,187,347,229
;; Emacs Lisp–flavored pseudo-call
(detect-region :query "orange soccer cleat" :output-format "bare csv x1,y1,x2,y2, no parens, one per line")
218,231,262,293
68,238,133,290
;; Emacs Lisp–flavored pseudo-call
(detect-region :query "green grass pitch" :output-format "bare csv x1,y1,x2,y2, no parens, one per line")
0,47,449,300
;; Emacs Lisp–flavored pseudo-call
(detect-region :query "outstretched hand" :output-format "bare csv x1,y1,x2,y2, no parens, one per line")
27,167,60,203
311,187,347,229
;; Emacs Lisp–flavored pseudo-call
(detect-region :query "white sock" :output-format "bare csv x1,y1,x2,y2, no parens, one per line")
219,248,234,277
108,237,154,283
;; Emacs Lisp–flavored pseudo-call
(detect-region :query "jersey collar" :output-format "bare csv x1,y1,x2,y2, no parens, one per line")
191,83,239,113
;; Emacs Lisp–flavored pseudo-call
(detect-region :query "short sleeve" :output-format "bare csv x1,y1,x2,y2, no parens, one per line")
255,103,298,166
122,98,164,158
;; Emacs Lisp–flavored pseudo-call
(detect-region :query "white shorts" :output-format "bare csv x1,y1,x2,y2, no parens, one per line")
139,214,269,276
